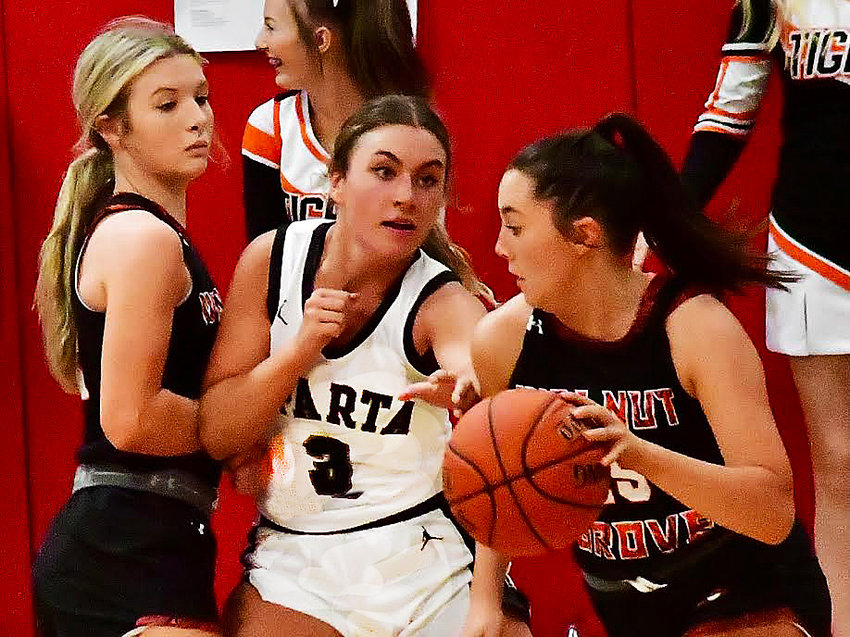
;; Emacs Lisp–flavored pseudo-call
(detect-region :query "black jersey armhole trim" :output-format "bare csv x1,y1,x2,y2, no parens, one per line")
301,221,334,311
266,223,289,322
403,270,461,377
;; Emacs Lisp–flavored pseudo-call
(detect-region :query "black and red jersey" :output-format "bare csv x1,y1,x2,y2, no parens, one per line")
73,192,222,489
509,276,730,581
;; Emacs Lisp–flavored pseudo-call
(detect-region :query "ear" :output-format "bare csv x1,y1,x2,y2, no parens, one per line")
329,171,345,207
93,114,123,149
569,216,606,249
315,26,334,54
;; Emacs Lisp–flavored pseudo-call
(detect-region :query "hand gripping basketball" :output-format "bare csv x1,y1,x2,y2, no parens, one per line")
443,388,610,556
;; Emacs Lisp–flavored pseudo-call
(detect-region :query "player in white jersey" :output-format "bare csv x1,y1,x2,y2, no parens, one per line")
241,0,429,239
202,96,490,637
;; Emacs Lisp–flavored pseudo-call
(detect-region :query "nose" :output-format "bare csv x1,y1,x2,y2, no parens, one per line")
255,30,267,51
189,102,212,134
495,228,510,260
394,177,414,207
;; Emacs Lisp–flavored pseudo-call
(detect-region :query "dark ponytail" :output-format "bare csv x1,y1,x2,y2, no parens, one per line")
294,0,430,98
508,113,793,294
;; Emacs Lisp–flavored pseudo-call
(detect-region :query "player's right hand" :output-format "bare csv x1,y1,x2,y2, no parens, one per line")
296,288,358,356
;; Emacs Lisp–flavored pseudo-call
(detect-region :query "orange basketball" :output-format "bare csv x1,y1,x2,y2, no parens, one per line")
443,388,610,556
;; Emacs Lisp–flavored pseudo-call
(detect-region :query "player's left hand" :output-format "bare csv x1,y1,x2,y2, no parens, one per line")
558,391,641,467
398,369,480,417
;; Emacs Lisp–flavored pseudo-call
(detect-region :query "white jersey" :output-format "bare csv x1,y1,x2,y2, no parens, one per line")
242,90,333,221
259,219,457,532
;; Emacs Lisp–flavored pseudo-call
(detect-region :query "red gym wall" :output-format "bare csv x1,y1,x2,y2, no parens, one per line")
0,2,812,635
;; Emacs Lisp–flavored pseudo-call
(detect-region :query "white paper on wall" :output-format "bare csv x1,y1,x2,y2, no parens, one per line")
174,0,418,53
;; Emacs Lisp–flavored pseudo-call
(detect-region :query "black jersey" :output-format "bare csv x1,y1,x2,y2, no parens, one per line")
682,0,850,273
73,193,222,489
509,276,730,581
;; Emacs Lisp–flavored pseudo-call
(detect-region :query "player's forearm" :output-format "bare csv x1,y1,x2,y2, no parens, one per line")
469,544,511,609
104,389,202,456
199,343,314,460
624,439,794,544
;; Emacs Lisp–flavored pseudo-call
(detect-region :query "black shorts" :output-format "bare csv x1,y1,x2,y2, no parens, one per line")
584,520,830,637
33,486,218,637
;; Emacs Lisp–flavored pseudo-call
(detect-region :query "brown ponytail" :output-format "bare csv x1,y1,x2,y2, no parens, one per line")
290,0,430,98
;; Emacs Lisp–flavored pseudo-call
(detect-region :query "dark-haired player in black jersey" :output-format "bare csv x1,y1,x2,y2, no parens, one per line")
32,18,223,637
681,2,850,632
465,113,830,637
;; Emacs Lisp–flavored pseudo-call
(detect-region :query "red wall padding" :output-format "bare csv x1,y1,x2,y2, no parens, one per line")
1,2,812,636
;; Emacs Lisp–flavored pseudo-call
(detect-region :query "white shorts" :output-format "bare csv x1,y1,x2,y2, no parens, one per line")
245,507,473,636
766,219,850,356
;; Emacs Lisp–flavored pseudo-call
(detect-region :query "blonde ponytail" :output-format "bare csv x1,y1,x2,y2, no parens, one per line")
35,148,113,392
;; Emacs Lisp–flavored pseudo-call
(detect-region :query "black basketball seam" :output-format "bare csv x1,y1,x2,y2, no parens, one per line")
487,393,553,550
520,396,609,506
449,443,606,505
445,433,499,537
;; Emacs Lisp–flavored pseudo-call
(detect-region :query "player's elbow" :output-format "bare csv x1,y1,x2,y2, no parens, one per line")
757,480,795,545
101,409,147,453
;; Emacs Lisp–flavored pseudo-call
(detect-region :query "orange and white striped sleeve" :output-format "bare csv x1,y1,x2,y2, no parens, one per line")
242,97,282,169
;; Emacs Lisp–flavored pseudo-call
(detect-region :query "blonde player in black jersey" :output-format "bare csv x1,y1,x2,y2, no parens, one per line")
202,95,524,637
242,0,429,236
682,2,850,632
465,114,830,636
32,18,222,637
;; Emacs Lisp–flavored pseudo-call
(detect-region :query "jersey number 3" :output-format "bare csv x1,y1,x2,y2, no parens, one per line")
303,435,362,499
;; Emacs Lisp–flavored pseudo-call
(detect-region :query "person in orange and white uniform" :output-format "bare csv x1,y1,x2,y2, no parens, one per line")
681,1,850,633
241,0,429,239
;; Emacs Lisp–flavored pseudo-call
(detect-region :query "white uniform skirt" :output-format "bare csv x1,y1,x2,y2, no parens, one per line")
767,217,850,356
245,506,473,636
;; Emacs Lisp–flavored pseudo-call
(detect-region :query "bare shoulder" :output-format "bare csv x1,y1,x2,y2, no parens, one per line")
91,209,184,262
666,293,756,394
85,210,187,305
420,280,485,318
472,294,534,396
666,293,746,344
237,229,276,274
476,293,534,342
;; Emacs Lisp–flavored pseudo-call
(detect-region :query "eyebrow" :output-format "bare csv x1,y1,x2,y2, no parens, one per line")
373,151,444,171
151,80,208,97
499,206,519,216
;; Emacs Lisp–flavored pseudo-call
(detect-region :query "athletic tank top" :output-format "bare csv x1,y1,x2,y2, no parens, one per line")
259,219,458,532
73,192,222,488
510,276,729,581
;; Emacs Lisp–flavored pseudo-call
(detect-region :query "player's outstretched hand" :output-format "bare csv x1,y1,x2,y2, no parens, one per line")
558,391,640,467
398,369,480,417
296,288,357,357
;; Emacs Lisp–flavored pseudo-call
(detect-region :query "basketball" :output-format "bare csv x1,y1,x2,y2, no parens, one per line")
443,388,610,556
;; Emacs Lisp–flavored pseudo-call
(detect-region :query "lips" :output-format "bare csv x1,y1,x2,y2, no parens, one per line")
187,140,209,151
381,219,416,232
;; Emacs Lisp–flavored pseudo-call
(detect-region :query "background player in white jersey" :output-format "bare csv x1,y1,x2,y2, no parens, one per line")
681,1,850,632
242,0,429,238
202,95,497,636
465,114,829,636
